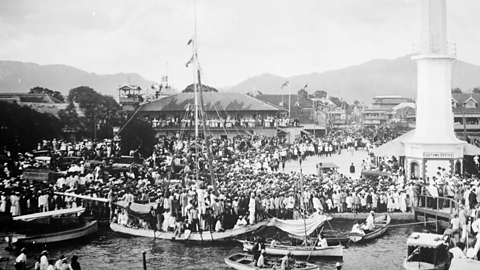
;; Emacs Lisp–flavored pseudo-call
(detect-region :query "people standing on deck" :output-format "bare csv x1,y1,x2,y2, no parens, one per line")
14,248,27,270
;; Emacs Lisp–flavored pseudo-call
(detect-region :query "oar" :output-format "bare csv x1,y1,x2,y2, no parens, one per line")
306,238,319,262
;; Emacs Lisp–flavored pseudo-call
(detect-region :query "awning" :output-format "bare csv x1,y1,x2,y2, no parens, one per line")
406,233,445,248
464,143,480,156
371,130,414,157
361,170,392,177
13,207,85,222
115,201,157,215
266,214,331,237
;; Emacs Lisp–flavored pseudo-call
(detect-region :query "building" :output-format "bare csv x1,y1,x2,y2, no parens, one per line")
372,95,413,110
363,96,413,126
118,84,143,112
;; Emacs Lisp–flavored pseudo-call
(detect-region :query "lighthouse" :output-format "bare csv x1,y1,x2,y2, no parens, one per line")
403,0,464,180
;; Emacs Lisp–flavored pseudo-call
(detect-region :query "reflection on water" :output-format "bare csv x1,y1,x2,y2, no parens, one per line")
0,219,421,270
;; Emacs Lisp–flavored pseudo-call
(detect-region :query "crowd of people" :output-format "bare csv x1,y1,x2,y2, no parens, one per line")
4,124,480,262
14,248,81,270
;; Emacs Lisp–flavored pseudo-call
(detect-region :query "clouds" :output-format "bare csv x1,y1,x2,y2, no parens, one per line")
0,0,479,91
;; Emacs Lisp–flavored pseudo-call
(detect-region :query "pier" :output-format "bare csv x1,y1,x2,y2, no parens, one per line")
413,194,459,233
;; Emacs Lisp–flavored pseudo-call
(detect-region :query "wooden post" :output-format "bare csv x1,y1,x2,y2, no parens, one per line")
142,251,147,270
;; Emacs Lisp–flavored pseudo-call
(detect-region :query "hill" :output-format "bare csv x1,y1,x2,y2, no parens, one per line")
226,55,480,103
0,61,155,98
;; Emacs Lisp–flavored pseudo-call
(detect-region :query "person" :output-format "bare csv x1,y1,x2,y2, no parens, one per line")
351,221,365,236
252,237,265,266
55,255,66,270
449,242,466,259
70,255,81,270
257,249,266,268
317,233,328,247
280,252,293,270
59,258,71,270
39,250,49,270
363,211,375,231
335,262,342,270
349,163,355,178
14,247,27,270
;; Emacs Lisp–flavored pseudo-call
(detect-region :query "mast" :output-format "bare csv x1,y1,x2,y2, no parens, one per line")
197,70,217,193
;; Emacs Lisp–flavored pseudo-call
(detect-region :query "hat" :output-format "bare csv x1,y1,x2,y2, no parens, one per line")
335,262,342,268
41,250,49,255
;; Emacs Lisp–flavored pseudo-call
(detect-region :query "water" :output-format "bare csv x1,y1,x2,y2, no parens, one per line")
0,219,423,270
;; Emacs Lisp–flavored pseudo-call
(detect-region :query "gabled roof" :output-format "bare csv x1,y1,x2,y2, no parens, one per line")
139,93,286,112
393,103,416,111
464,96,478,104
23,102,84,118
373,97,412,104
118,84,142,91
0,93,63,104
452,93,480,113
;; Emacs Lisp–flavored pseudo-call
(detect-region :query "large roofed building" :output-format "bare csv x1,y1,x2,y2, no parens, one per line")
137,92,317,140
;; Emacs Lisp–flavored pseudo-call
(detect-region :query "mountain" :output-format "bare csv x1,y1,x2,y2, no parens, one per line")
0,61,156,98
226,55,480,103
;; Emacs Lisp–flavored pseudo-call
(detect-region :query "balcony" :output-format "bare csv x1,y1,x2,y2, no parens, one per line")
412,42,456,58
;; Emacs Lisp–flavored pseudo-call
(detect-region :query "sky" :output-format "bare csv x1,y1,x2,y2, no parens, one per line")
1,0,480,90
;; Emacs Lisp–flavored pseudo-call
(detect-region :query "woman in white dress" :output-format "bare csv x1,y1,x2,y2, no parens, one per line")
387,192,394,213
393,191,400,211
0,193,6,212
399,190,407,213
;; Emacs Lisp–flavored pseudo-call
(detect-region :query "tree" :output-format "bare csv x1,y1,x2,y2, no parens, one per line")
0,102,62,153
182,84,219,93
63,86,123,139
119,118,156,157
29,86,65,102
451,87,462,93
473,87,480,94
313,90,327,98
297,89,308,99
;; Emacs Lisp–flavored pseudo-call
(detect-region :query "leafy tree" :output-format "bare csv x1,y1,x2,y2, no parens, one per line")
63,86,123,139
451,87,462,93
0,102,62,153
297,89,308,99
473,87,480,94
182,84,219,93
119,118,156,157
58,102,82,131
29,86,65,102
314,90,327,98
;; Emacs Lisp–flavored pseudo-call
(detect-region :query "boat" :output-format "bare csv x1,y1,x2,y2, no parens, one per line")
239,240,343,258
348,214,391,242
224,253,319,270
449,258,480,270
110,220,268,242
403,232,448,270
5,207,98,247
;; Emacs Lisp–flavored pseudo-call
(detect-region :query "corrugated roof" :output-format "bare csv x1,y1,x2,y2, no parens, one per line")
139,93,286,112
255,94,313,109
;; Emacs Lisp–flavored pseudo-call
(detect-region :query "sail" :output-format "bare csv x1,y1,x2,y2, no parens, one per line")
114,201,157,215
267,214,331,237
13,207,85,222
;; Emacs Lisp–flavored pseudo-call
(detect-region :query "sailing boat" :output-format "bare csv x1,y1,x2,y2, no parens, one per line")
109,32,270,242
238,167,343,257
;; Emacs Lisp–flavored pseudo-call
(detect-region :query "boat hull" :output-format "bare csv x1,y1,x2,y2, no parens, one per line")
240,240,343,257
349,214,391,242
110,221,268,242
225,253,319,270
11,220,98,246
403,258,445,270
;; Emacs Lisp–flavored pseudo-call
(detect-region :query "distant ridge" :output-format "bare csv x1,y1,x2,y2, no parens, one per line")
225,55,480,103
0,61,156,97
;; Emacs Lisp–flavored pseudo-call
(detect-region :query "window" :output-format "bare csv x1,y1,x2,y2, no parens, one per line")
465,100,477,108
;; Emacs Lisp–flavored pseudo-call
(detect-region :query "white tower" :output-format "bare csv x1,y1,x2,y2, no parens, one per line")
404,0,464,180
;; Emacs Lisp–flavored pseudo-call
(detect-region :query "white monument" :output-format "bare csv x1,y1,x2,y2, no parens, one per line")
403,0,464,180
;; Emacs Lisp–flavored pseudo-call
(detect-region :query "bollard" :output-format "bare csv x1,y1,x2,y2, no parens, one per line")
142,251,147,270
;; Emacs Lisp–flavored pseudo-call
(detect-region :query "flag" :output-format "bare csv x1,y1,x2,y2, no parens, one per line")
187,39,193,45
186,55,194,67
304,84,308,89
281,81,289,89
161,76,168,83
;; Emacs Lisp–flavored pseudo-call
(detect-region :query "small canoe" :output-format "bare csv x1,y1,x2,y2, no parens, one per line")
8,220,98,246
225,253,319,270
110,220,268,242
348,214,391,242
239,240,343,257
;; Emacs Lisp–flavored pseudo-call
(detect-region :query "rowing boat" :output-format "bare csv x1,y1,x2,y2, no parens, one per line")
110,220,268,242
8,220,98,246
239,239,343,257
348,214,391,242
224,253,319,270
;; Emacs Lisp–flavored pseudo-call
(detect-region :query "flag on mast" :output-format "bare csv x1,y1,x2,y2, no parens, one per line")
186,55,194,67
187,38,193,45
303,83,308,89
281,80,289,89
161,76,168,83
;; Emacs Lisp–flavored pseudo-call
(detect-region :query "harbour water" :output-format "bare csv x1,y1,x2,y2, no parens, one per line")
0,219,423,270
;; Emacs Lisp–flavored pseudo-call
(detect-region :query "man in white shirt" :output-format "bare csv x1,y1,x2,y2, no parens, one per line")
364,211,375,231
471,217,480,255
